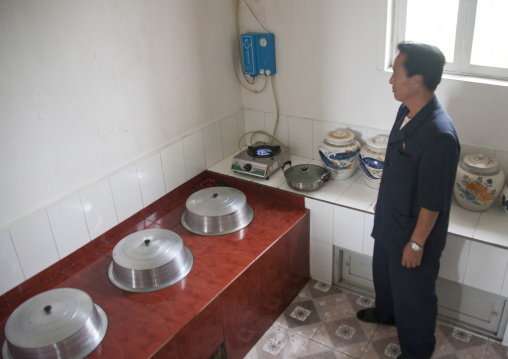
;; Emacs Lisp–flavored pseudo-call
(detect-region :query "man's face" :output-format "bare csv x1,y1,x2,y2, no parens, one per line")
389,53,416,103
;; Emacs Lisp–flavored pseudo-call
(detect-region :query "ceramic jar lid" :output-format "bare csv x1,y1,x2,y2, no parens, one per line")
463,154,499,174
324,130,355,146
3,288,108,359
366,135,389,149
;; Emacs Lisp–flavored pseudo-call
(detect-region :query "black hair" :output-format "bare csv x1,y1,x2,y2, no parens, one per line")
397,42,446,91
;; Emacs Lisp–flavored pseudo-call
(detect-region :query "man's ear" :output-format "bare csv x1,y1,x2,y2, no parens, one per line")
411,74,425,87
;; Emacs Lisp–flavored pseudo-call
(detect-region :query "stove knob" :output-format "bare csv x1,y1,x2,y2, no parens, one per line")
244,163,252,172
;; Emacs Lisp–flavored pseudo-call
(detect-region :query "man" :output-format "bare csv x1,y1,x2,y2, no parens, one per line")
356,42,460,359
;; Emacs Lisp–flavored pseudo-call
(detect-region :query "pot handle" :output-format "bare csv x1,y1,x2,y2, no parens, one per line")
282,160,292,173
321,172,332,182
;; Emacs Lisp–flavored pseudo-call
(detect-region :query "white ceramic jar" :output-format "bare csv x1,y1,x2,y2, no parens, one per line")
454,154,505,212
318,130,361,180
359,135,389,189
502,182,508,215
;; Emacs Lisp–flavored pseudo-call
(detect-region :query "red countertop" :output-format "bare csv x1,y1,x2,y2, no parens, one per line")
0,171,310,359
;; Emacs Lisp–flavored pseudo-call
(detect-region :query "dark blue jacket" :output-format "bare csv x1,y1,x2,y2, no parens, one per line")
372,96,460,258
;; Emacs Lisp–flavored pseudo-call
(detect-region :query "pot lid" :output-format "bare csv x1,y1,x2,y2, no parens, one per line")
366,135,389,149
284,164,330,184
185,187,247,217
463,154,499,173
3,288,107,359
324,130,355,146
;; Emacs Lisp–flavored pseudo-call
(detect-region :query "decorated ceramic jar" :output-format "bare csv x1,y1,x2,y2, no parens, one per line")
502,182,508,215
318,130,361,180
454,154,505,212
359,135,389,189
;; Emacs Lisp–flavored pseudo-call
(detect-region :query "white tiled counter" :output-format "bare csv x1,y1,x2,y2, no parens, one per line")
209,152,508,296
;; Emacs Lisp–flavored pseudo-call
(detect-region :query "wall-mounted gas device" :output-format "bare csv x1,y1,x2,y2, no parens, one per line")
241,33,276,77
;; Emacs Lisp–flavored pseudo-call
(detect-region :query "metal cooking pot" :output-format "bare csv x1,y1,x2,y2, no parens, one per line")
282,161,331,192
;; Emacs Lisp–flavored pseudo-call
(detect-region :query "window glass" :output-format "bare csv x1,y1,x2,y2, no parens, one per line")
405,0,459,62
470,0,508,69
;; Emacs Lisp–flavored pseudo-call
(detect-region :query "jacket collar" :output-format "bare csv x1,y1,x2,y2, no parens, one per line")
389,96,439,144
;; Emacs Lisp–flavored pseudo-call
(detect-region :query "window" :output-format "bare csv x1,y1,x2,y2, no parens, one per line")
392,0,508,80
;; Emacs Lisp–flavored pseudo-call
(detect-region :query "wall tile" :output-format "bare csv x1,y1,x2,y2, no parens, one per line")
203,122,223,168
305,198,333,244
109,165,143,223
183,131,206,179
221,113,239,157
47,194,91,259
161,141,187,193
9,211,59,279
333,206,364,253
363,213,374,256
0,230,25,294
288,116,313,158
439,234,470,283
80,180,118,240
265,113,289,146
238,110,246,147
310,239,333,284
494,149,508,176
464,241,508,294
137,153,166,207
244,109,267,144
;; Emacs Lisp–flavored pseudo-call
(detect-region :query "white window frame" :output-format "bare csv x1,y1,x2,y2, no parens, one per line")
390,0,508,81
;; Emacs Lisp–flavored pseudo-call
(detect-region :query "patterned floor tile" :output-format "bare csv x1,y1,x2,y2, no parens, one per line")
361,325,401,359
311,306,377,358
244,325,309,359
297,339,353,358
485,340,508,358
433,324,488,359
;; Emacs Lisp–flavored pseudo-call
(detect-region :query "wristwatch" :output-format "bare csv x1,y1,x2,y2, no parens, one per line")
410,240,423,252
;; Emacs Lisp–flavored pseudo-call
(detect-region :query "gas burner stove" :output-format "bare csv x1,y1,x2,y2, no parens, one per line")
232,141,290,179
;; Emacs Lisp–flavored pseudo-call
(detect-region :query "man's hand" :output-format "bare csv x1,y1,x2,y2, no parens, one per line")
402,242,423,268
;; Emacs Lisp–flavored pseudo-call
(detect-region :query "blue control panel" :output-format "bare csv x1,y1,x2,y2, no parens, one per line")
241,33,276,77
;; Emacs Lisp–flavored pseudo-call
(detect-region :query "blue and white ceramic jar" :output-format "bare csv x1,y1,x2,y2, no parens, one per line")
318,130,360,180
454,154,505,212
359,135,389,189
502,182,508,215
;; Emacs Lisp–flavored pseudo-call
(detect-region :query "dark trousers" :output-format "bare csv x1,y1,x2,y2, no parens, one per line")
373,241,441,359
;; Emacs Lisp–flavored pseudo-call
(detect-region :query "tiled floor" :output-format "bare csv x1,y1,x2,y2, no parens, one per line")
244,279,508,359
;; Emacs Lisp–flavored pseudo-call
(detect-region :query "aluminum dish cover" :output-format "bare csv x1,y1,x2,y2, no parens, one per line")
3,288,108,359
185,187,247,217
108,229,193,292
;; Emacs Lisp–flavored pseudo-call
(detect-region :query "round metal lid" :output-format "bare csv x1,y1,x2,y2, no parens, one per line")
324,130,355,146
284,164,329,184
185,187,247,217
463,154,499,173
3,288,107,359
111,229,184,270
366,135,389,149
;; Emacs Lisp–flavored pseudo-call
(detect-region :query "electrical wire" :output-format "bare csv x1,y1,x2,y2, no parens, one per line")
243,0,272,34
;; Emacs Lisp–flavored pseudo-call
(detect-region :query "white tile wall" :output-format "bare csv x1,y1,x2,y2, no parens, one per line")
161,141,187,193
0,230,25,294
439,234,470,284
183,131,206,179
464,241,508,294
265,113,289,146
203,122,224,168
310,239,333,284
363,213,375,256
10,212,60,279
288,116,314,158
333,205,364,253
221,113,240,157
244,109,267,143
136,153,166,207
109,166,143,223
47,195,91,258
80,180,118,240
305,198,334,244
